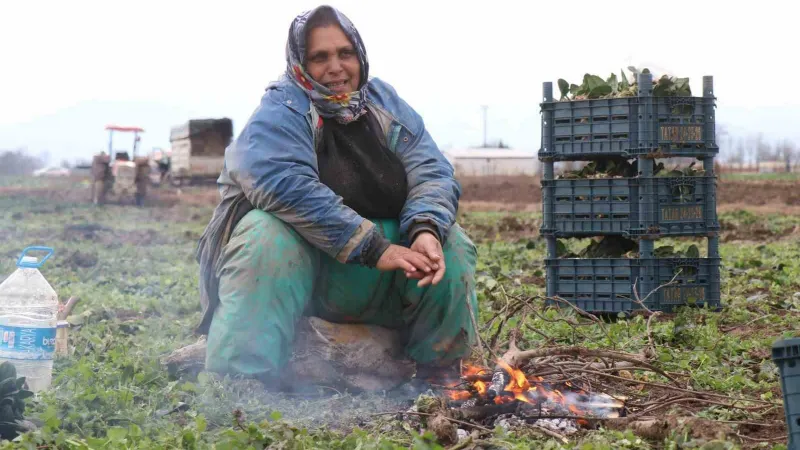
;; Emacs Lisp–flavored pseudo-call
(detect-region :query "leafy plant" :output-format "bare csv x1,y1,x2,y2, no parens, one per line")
654,244,701,258
0,362,35,440
557,236,637,258
655,161,706,178
557,66,691,101
558,238,701,259
557,159,709,180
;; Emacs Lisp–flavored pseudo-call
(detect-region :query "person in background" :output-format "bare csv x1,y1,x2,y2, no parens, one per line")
195,4,478,389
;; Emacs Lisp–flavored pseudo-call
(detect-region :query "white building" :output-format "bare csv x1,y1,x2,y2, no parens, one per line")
442,147,539,177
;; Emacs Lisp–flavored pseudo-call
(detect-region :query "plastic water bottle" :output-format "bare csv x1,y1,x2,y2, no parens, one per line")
0,247,58,392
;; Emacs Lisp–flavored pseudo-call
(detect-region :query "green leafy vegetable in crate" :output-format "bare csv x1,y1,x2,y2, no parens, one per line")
556,236,637,258
655,161,706,178
557,158,661,179
556,66,691,101
557,237,700,260
557,160,707,180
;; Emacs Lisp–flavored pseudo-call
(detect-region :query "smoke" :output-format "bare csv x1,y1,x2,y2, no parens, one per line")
188,374,420,433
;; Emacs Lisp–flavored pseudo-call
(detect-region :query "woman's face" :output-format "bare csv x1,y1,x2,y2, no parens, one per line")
305,25,360,94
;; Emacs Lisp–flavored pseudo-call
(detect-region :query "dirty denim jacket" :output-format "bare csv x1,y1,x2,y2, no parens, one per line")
194,75,461,334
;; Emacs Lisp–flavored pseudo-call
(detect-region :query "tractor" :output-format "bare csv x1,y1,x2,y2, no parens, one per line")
91,125,151,206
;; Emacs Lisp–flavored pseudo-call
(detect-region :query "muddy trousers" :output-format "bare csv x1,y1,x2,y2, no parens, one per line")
205,209,478,380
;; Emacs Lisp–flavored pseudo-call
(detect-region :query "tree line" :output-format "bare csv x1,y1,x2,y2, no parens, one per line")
0,148,46,176
716,126,797,172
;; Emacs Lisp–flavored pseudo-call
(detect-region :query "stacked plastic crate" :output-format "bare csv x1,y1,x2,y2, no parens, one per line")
538,72,721,314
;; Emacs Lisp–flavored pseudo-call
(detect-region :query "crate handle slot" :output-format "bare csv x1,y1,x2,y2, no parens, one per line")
665,97,695,112
668,180,697,203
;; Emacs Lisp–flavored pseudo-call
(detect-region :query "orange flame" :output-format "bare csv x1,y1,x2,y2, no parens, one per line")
447,364,489,401
446,360,624,424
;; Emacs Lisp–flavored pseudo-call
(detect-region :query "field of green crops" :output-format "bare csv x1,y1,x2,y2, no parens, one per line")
0,177,798,449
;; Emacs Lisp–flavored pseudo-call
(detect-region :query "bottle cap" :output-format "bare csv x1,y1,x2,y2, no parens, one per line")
20,256,38,264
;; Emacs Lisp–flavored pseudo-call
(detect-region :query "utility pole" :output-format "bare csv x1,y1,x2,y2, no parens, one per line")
481,105,488,147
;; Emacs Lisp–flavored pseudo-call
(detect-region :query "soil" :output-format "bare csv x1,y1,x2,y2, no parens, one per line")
716,179,800,206
719,219,800,243
458,176,542,205
60,223,173,247
5,175,799,248
460,215,542,243
5,175,798,212
456,176,800,208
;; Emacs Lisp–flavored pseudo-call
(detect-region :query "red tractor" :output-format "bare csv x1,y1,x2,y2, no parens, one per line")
91,125,151,206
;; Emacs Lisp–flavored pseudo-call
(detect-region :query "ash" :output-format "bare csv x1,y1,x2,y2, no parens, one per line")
493,413,578,435
461,398,479,408
529,417,578,434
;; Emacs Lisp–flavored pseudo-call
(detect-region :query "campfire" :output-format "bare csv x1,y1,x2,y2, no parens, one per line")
438,358,626,435
164,312,784,447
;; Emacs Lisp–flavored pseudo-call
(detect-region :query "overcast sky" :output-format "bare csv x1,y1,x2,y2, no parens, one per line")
1,0,796,164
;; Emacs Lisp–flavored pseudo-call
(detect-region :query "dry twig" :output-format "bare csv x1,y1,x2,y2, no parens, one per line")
446,436,473,450
531,425,568,443
464,292,494,367
498,346,677,384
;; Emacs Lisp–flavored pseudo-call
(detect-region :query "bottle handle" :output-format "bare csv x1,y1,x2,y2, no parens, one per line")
16,246,54,269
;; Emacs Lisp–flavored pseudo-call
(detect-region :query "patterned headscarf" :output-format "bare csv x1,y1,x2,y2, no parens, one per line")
285,5,370,124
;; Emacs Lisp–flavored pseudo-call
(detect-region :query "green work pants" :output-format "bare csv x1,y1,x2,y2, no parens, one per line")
205,210,478,380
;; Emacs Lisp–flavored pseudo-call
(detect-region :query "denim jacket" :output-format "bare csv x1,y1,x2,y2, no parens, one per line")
194,75,461,334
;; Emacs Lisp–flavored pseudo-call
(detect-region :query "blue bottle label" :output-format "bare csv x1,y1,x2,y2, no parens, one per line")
0,325,56,360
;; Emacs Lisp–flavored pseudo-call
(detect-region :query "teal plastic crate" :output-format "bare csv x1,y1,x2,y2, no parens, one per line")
539,74,718,161
544,256,721,313
540,176,719,237
772,338,800,450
